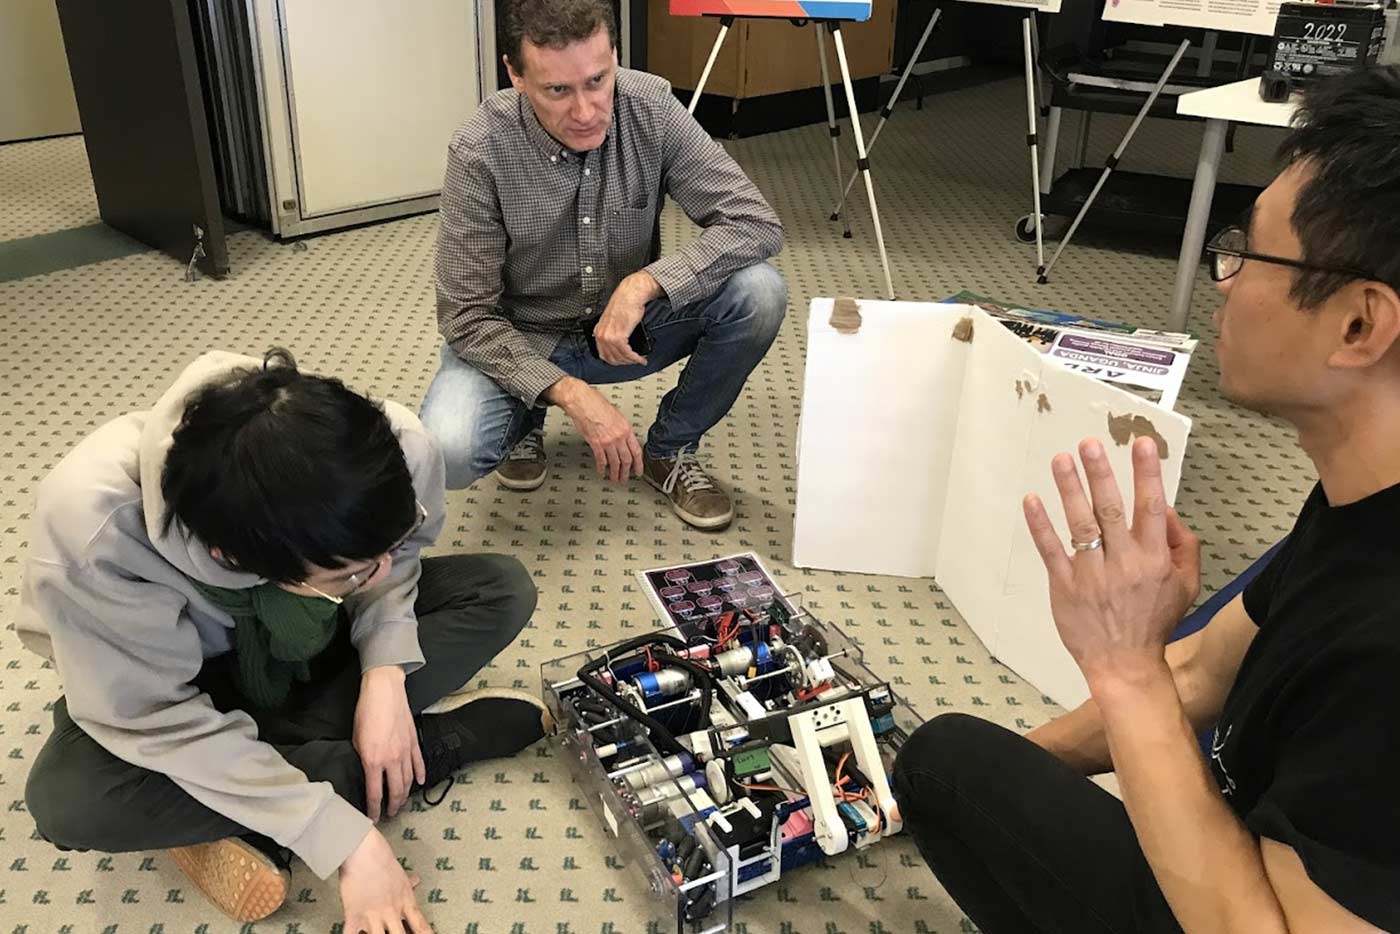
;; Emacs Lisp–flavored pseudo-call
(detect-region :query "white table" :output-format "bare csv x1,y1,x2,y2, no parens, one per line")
1170,78,1297,331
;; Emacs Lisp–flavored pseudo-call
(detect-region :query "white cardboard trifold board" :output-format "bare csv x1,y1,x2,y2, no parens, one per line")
793,300,1192,709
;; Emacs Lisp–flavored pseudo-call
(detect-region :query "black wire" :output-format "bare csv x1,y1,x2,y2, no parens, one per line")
577,666,688,757
577,633,707,757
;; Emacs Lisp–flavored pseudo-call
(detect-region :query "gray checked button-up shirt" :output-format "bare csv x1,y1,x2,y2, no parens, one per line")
434,68,784,406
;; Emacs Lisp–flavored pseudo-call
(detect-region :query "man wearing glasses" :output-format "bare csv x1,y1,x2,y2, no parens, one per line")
892,69,1400,932
18,350,546,933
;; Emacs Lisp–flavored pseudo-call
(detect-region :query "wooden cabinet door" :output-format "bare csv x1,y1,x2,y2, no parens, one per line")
55,0,229,277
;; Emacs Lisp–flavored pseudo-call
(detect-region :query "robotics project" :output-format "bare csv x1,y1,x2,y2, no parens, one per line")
541,553,923,933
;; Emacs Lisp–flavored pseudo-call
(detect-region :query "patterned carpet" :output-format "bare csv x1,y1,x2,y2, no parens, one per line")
0,76,1311,933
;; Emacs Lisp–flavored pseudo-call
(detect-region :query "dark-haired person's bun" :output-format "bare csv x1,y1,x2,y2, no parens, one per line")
262,347,298,371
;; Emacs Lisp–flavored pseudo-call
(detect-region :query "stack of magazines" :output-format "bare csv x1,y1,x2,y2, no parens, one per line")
943,290,1197,410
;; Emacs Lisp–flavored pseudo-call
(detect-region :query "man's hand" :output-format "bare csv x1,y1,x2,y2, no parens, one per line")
593,271,661,367
353,665,425,822
544,378,644,483
339,827,431,934
1022,436,1202,686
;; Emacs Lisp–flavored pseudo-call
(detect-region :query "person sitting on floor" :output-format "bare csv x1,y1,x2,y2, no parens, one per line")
419,0,787,531
19,349,548,933
892,68,1400,933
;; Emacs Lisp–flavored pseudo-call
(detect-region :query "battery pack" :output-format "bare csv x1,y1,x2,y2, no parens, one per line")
1267,1,1385,82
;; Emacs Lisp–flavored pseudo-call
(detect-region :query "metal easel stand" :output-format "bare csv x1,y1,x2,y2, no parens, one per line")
688,15,735,116
1016,14,1062,245
1035,37,1191,284
815,20,852,238
688,15,896,299
827,6,943,227
1019,15,1047,272
1027,14,1061,200
821,20,896,299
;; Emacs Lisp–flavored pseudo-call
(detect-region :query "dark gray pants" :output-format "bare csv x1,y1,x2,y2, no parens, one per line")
25,553,536,854
891,713,1181,934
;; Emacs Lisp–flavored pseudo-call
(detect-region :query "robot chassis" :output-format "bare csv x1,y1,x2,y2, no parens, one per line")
542,579,923,933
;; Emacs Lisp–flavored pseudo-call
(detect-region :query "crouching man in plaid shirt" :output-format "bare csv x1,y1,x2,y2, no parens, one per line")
421,0,787,531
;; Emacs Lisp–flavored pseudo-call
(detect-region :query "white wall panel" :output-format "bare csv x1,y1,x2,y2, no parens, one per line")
0,0,81,143
278,0,480,217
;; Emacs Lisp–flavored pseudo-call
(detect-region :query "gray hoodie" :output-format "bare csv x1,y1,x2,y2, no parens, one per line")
16,352,447,879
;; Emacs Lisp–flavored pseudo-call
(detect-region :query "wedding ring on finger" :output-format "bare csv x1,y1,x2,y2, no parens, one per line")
1071,536,1104,552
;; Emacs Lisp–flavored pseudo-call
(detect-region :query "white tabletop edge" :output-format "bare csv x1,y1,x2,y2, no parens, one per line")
1177,78,1299,128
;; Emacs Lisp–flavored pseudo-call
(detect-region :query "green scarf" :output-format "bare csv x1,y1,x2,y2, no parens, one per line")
192,580,342,709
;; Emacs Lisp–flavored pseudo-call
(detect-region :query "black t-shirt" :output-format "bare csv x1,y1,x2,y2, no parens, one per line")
1211,480,1400,930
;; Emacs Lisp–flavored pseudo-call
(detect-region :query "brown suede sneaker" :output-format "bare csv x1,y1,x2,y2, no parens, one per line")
167,837,288,923
642,447,734,530
496,429,547,491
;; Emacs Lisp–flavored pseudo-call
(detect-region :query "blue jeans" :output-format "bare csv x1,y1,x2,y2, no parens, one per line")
420,262,787,489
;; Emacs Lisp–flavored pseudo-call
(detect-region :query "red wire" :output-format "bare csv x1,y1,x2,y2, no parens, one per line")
716,612,735,646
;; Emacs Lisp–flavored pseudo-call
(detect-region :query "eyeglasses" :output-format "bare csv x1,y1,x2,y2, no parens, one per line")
299,563,382,605
1205,225,1375,284
297,501,428,604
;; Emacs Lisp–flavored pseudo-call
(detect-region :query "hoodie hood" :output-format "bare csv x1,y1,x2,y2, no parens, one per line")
137,350,268,589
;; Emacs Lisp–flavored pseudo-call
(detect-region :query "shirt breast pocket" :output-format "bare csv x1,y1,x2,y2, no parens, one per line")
607,203,658,273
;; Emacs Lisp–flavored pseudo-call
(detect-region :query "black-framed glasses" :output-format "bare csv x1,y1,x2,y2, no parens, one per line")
1205,225,1375,284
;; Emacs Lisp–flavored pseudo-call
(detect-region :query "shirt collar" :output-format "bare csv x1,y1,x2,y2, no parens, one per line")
519,91,616,163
